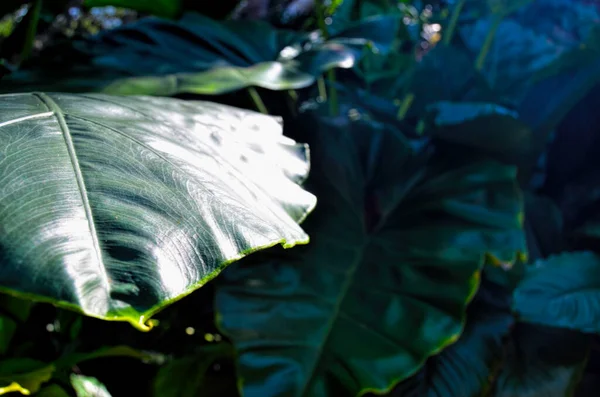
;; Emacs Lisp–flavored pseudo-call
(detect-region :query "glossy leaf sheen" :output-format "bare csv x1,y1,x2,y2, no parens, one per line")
216,114,525,397
513,251,600,332
0,93,315,329
71,374,112,397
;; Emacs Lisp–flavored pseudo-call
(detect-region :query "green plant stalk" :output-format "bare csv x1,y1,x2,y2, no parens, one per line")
247,87,268,114
315,2,339,116
396,93,415,120
327,69,339,117
317,77,328,101
21,0,42,62
475,15,502,71
442,0,466,46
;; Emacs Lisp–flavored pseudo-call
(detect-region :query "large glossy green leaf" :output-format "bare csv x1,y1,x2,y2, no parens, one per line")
513,251,600,333
0,92,315,329
0,13,398,96
216,112,525,397
492,323,590,397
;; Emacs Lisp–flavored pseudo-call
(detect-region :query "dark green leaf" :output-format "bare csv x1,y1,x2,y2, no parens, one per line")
1,13,397,96
153,343,238,397
84,0,182,18
71,374,112,397
0,294,32,355
55,345,164,368
460,1,600,103
397,275,514,397
493,323,590,397
0,358,54,394
405,46,493,118
0,93,315,328
513,251,600,332
216,112,525,396
523,194,564,262
37,384,72,397
425,101,533,165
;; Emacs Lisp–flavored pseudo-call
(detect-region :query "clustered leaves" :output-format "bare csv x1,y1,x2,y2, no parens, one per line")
0,0,599,396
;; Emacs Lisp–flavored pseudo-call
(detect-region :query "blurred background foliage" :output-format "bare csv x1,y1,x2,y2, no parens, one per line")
0,1,599,396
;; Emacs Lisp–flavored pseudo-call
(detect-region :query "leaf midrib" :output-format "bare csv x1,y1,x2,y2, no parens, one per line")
33,93,110,299
299,240,368,397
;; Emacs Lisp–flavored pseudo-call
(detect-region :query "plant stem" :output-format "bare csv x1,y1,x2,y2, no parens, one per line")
21,0,42,62
396,93,415,120
315,2,329,39
443,0,466,46
327,70,339,117
248,87,268,114
286,90,298,117
475,15,502,71
315,2,339,116
317,77,327,101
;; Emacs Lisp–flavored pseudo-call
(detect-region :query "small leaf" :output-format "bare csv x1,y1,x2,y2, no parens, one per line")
153,344,238,397
55,346,164,369
493,323,590,397
513,251,600,332
37,385,71,397
425,101,533,165
70,374,112,397
0,359,54,395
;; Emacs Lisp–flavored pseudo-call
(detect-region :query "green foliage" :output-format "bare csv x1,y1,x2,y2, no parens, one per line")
0,0,599,396
215,107,525,396
70,374,112,397
153,343,237,397
513,251,600,332
0,93,315,329
84,0,181,18
493,324,590,397
0,12,398,96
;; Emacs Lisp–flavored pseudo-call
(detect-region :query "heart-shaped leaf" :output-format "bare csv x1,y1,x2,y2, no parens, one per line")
216,112,525,397
513,251,600,332
0,92,315,329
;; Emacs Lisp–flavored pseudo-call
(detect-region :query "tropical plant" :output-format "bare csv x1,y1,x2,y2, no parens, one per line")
0,0,599,396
